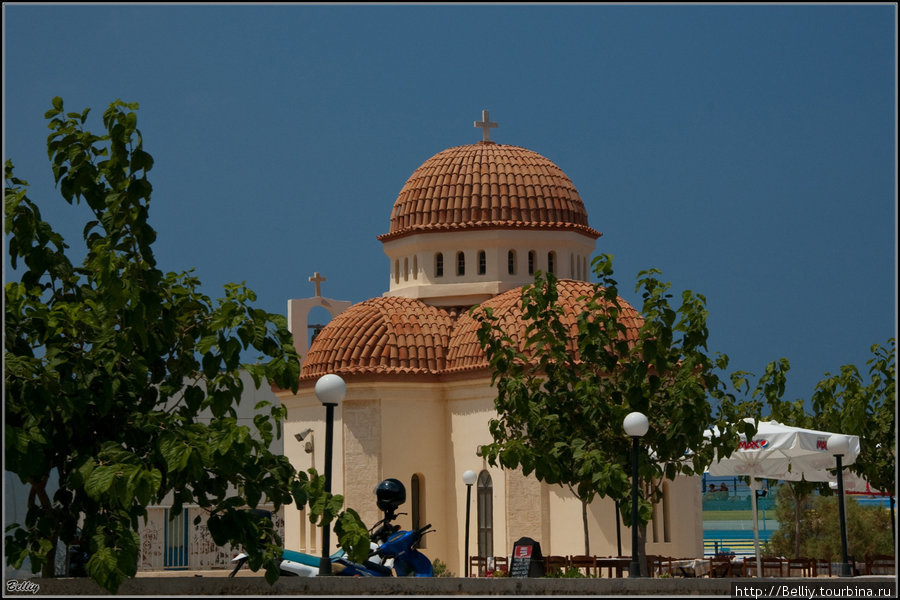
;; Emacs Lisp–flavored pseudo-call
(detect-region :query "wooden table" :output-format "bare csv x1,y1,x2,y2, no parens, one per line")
670,558,711,578
595,558,630,578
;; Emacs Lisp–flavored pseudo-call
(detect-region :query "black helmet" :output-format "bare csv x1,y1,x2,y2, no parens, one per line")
374,478,406,511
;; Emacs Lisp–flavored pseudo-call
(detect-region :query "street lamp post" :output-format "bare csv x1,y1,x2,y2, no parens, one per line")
830,434,852,577
462,470,477,577
315,373,346,576
615,500,622,557
623,412,649,578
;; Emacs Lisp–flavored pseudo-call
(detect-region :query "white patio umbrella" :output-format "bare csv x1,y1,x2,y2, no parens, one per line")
829,470,880,494
704,420,861,577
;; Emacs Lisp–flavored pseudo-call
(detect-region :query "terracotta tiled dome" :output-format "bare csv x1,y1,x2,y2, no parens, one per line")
302,280,642,380
378,143,601,242
446,280,643,373
300,296,457,380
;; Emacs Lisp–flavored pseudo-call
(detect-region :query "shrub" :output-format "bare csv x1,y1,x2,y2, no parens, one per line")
769,486,893,560
432,558,455,577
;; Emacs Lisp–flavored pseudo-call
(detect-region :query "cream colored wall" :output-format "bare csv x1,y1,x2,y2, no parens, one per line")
281,381,455,562
281,394,343,554
281,376,705,575
549,489,623,558
378,386,449,551
382,229,596,305
445,377,507,574
505,468,548,551
545,475,704,560
644,476,704,558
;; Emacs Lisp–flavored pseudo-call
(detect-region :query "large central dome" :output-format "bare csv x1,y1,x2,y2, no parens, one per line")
378,142,601,242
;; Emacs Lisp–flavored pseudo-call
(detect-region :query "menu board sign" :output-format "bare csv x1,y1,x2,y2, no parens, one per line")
510,537,544,578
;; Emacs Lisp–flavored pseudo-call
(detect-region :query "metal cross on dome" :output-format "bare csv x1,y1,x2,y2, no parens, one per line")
474,110,497,142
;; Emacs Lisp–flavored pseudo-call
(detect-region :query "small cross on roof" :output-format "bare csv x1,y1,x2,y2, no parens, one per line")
474,109,498,143
309,271,326,297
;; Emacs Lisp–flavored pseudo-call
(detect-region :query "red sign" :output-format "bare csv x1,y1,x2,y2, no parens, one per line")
515,545,532,559
816,439,828,450
739,439,769,450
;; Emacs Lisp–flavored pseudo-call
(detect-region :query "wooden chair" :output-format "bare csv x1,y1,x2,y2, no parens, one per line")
812,557,831,577
645,555,662,577
543,555,569,574
468,556,487,577
865,555,895,575
568,555,597,577
786,557,813,577
595,557,627,578
491,555,509,575
761,557,784,577
655,556,677,578
742,557,758,577
743,556,784,577
710,555,736,578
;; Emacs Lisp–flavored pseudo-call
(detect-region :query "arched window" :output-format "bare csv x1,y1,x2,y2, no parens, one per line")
394,260,400,284
411,473,426,548
508,250,517,275
528,251,536,275
478,250,486,275
435,253,444,278
457,251,466,276
413,255,418,280
477,470,493,558
403,257,409,282
547,251,556,274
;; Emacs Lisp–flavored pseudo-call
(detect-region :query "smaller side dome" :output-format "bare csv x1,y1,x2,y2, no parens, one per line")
301,296,456,380
447,279,643,372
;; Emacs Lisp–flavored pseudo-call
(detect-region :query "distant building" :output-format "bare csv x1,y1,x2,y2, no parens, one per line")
278,113,705,574
5,369,281,575
135,370,285,571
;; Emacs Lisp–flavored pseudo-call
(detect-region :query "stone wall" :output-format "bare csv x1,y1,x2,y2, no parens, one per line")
138,506,283,571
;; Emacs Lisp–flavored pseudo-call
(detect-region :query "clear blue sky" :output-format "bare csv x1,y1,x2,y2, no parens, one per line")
3,4,896,412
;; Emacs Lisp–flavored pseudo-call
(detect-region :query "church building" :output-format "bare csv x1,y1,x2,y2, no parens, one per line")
278,112,704,574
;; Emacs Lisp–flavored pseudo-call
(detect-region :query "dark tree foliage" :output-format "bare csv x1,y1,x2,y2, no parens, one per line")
811,339,896,506
472,255,756,555
768,484,893,561
4,98,368,592
735,340,896,556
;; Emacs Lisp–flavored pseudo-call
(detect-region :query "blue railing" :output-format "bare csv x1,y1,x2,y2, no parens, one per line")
703,475,777,556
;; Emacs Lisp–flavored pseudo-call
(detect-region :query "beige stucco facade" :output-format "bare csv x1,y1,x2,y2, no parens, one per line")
278,374,704,575
382,229,595,306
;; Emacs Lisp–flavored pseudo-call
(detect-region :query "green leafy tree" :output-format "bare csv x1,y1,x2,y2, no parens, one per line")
739,347,896,557
4,98,369,592
768,484,893,561
811,339,895,504
472,255,755,557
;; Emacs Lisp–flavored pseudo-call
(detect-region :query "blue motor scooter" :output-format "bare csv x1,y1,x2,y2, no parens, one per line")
229,478,433,577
